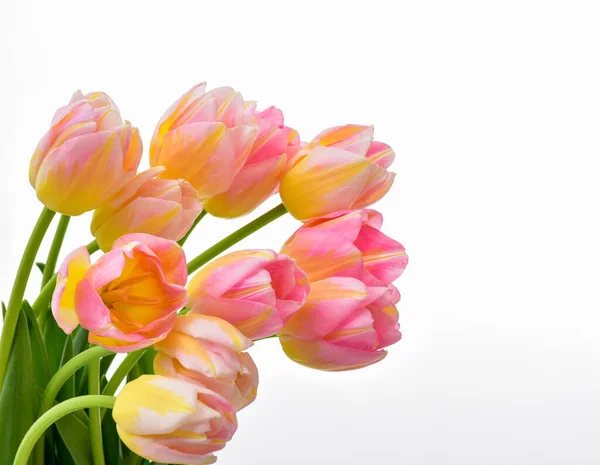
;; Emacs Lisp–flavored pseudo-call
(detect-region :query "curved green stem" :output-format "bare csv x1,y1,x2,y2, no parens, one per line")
41,215,70,288
35,346,111,465
39,345,112,416
13,395,116,465
178,210,208,246
87,239,100,255
0,207,56,389
102,350,145,397
89,357,105,465
187,203,288,275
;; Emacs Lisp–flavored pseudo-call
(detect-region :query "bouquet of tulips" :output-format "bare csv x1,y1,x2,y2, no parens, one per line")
0,83,408,465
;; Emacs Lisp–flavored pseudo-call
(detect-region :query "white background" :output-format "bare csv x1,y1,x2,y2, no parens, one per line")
2,1,600,464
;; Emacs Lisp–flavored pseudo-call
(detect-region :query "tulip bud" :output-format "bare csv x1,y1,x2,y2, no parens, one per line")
30,91,142,216
154,314,259,411
114,375,237,465
187,250,309,340
52,233,187,352
150,83,258,200
279,277,401,371
281,209,408,298
203,106,301,218
279,125,395,221
91,166,203,251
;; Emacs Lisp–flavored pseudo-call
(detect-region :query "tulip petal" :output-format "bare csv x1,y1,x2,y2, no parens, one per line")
280,146,372,220
51,246,91,333
280,336,387,371
281,277,369,340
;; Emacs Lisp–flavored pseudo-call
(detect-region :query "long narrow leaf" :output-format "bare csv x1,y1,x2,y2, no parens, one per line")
0,312,35,465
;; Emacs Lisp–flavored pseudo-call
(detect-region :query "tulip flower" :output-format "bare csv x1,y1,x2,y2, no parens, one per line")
91,166,203,251
281,209,408,300
30,90,142,216
51,233,187,351
188,250,309,339
150,83,258,200
279,124,395,220
279,277,401,371
114,375,237,465
154,314,259,411
203,106,301,218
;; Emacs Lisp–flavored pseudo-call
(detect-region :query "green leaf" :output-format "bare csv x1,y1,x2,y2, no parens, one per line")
0,312,35,465
55,411,93,465
73,327,90,356
36,262,46,274
58,333,74,400
73,328,89,389
22,300,49,412
138,347,157,375
44,315,68,375
102,407,122,465
2,302,6,320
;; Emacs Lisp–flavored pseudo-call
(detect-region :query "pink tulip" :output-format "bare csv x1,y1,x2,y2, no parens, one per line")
203,106,301,218
281,209,408,300
154,314,259,411
187,250,310,340
279,277,401,371
114,375,237,465
51,233,187,352
279,125,395,220
150,83,258,200
30,90,142,216
91,166,203,251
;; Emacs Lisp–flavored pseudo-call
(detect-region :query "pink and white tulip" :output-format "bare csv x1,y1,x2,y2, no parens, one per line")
154,314,259,411
281,209,408,300
203,106,301,218
150,83,258,200
187,250,309,340
51,233,187,352
30,91,142,216
91,166,203,251
279,125,395,221
279,277,401,371
113,375,237,465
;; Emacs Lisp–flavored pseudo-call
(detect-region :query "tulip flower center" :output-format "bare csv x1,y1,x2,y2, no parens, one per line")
100,254,172,332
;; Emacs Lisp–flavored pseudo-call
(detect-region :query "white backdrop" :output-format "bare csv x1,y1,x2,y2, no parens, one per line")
2,1,600,464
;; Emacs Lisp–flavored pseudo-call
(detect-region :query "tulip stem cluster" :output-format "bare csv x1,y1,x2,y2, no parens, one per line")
0,207,55,388
13,395,116,465
187,203,288,274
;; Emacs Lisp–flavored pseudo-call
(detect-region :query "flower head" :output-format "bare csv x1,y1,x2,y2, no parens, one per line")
280,125,395,220
52,233,187,351
155,314,259,411
91,166,203,251
114,375,237,465
187,250,309,339
30,90,142,216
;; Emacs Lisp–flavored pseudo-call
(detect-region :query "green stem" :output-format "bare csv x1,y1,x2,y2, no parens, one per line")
122,453,144,465
41,215,70,288
33,239,100,317
102,350,145,396
187,203,288,275
178,210,208,246
13,395,116,465
89,357,105,465
35,345,111,465
87,239,100,255
38,346,112,416
0,207,56,390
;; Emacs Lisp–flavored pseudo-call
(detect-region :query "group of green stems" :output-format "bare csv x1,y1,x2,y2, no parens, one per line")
0,203,288,465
